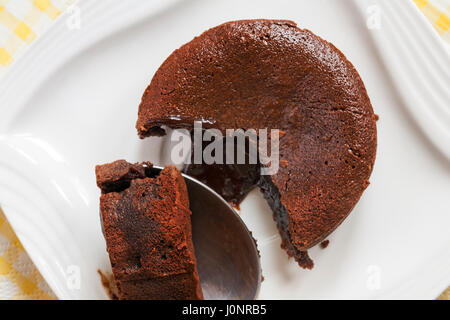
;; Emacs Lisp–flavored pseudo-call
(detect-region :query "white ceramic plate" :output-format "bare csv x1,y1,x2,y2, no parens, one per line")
0,0,449,300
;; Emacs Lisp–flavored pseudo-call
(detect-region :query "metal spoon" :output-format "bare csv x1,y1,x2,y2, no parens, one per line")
151,166,261,300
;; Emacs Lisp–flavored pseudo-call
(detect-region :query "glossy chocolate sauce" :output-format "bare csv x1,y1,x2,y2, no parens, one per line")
183,136,260,207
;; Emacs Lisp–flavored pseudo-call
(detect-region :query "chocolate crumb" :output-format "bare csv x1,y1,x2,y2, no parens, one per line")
320,240,330,249
98,269,118,300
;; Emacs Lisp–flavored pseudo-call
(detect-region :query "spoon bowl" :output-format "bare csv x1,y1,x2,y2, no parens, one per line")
151,166,261,300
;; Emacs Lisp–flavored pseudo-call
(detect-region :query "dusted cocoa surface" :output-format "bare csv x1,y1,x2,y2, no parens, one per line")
137,20,377,267
96,160,203,300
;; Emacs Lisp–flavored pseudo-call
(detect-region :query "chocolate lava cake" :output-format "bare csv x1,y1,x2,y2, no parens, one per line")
136,20,377,268
96,160,203,300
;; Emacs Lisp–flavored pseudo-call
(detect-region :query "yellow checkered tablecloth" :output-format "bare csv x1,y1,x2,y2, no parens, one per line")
0,0,449,300
0,208,54,299
414,0,450,42
0,0,75,76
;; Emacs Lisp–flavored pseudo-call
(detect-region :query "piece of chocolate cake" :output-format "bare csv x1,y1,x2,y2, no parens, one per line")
136,20,377,269
96,160,203,300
